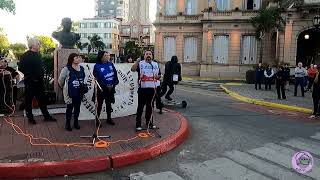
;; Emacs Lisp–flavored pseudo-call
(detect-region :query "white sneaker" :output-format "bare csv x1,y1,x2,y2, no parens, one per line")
136,127,143,131
309,115,316,119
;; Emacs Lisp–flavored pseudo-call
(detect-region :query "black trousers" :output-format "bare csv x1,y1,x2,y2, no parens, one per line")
308,77,315,90
294,77,305,97
265,78,272,90
24,80,50,119
136,88,155,128
276,82,286,99
66,98,81,127
153,86,163,110
161,82,174,98
313,96,319,115
255,77,262,90
96,87,114,122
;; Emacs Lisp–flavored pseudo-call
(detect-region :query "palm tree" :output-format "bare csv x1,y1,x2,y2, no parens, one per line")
87,35,106,53
124,41,143,61
250,7,285,63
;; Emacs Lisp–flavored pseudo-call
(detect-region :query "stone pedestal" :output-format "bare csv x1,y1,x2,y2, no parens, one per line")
54,48,79,102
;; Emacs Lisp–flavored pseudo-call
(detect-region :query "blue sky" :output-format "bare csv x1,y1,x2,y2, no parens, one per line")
0,0,157,44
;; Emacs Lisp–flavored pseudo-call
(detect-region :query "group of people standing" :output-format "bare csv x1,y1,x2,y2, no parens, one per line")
255,62,320,118
58,49,181,132
255,63,290,99
1,37,181,132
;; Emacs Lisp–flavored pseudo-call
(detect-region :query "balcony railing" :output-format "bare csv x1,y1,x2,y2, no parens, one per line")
155,10,260,24
164,16,178,21
212,11,232,16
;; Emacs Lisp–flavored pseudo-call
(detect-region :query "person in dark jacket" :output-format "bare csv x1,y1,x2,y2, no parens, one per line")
0,55,20,106
255,63,264,90
264,65,274,90
93,51,119,127
283,64,290,90
18,37,56,124
310,69,320,118
276,66,286,99
161,56,182,101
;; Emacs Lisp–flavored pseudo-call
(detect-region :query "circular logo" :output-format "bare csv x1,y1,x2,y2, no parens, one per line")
292,151,314,174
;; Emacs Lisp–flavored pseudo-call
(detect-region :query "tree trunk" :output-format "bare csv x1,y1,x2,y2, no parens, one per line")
259,39,263,63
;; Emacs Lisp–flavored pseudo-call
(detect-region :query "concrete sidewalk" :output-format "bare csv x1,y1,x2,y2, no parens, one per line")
224,84,312,110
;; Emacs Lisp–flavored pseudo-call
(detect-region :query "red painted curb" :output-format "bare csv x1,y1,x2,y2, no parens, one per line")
0,156,110,179
0,110,189,179
111,111,189,168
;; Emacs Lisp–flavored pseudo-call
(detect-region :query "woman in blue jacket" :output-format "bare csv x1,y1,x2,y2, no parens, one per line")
93,51,119,127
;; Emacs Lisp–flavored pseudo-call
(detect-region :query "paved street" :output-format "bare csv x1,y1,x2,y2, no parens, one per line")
37,84,320,180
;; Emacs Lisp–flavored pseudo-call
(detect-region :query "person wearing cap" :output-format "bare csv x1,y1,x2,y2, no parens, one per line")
0,55,20,106
18,37,56,124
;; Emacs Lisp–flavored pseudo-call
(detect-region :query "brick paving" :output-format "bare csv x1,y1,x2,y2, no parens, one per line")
0,109,181,163
224,84,313,109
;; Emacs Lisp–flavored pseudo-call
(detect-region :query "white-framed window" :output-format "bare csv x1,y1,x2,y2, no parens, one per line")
165,0,176,15
185,0,197,15
213,35,229,64
164,37,176,62
143,27,149,34
216,0,231,11
240,36,257,64
184,37,197,63
244,0,261,10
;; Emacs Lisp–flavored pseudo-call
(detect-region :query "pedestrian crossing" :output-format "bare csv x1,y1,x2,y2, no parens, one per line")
131,132,320,180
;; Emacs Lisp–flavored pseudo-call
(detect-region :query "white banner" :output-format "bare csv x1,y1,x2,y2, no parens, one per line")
78,63,138,120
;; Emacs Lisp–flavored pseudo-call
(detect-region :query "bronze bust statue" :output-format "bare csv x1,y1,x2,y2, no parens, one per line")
52,17,80,49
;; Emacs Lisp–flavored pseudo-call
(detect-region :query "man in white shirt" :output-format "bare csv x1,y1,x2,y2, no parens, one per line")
131,50,160,131
294,62,306,97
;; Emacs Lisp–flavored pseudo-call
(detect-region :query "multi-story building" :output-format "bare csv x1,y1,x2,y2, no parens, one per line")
120,21,153,50
119,0,153,57
78,17,121,58
128,0,150,23
154,0,320,78
95,0,129,22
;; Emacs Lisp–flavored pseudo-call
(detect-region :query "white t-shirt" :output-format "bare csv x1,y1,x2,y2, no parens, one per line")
139,60,159,88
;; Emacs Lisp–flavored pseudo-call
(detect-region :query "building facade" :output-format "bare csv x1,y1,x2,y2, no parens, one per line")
119,0,153,58
128,0,150,23
95,0,129,21
154,0,320,78
120,21,153,51
78,17,121,58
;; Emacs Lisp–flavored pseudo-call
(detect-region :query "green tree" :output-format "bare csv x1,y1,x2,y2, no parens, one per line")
9,43,27,60
124,41,143,61
87,34,106,53
250,7,285,63
76,41,88,51
0,29,10,56
0,0,15,14
36,35,56,54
